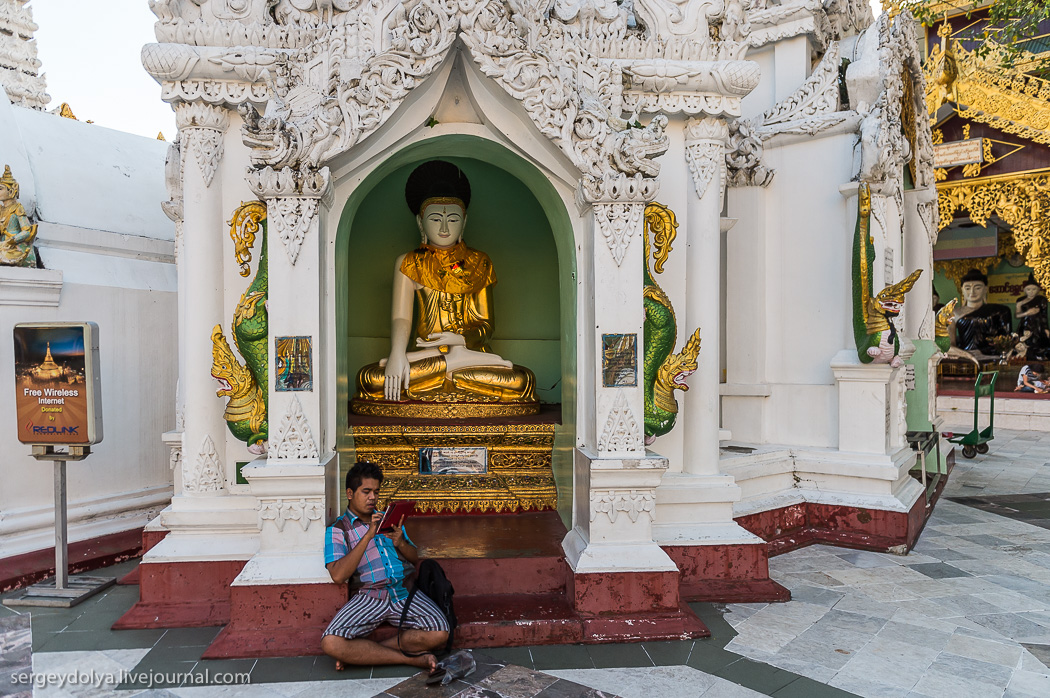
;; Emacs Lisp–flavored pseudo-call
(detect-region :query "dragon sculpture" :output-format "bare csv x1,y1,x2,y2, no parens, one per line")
643,202,702,444
853,182,922,367
211,201,269,454
934,298,958,353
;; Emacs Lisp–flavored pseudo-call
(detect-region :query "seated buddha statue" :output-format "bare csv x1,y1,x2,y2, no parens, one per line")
950,268,1013,361
353,160,538,416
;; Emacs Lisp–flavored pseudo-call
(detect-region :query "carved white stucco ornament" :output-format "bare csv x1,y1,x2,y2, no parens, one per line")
598,391,644,453
184,434,226,494
847,12,934,195
268,395,320,460
684,116,728,201
747,0,873,51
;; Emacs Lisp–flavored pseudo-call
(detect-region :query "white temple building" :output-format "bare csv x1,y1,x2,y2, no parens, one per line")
2,0,944,653
0,0,175,590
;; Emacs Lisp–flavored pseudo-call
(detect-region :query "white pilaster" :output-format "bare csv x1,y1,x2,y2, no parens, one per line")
564,175,676,574
229,165,339,588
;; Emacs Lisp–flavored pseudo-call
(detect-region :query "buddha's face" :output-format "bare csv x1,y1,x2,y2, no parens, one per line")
0,183,12,204
1025,284,1040,300
961,280,988,306
418,203,465,247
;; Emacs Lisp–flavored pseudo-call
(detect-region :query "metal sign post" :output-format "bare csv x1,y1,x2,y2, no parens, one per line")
2,445,115,608
4,323,111,608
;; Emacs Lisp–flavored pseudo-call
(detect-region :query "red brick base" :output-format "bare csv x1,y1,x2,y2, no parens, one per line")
113,559,247,629
662,543,790,602
735,495,928,556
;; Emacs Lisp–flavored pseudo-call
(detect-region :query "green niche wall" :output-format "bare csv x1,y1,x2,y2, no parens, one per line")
343,158,562,402
335,135,578,528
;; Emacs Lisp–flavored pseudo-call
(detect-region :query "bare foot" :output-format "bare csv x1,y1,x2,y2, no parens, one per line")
411,653,438,672
335,660,345,671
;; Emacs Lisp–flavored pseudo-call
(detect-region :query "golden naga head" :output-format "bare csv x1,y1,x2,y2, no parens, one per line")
1,165,19,201
935,298,958,337
654,329,701,413
872,269,923,317
211,325,252,398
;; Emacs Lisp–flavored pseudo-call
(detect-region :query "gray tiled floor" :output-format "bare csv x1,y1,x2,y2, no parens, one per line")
9,428,1050,696
725,429,1050,698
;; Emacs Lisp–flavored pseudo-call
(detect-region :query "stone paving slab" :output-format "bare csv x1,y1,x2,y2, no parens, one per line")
722,429,1050,698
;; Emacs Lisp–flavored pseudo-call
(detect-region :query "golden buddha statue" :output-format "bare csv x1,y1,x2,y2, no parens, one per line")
352,160,538,418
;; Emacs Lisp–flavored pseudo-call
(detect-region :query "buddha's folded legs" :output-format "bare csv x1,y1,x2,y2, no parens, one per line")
356,356,447,400
356,358,536,402
451,365,535,402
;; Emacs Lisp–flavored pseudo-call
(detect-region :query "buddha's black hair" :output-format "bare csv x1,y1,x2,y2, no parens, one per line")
405,160,471,215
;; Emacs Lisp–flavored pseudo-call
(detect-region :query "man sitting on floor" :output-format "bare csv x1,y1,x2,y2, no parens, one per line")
321,461,449,671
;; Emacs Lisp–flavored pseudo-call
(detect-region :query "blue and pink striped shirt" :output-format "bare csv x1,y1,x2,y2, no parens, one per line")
324,509,414,601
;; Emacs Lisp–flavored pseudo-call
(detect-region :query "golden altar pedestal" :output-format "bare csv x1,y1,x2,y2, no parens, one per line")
348,408,558,514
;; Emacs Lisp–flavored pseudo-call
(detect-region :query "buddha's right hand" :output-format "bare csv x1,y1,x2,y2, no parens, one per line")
384,353,411,401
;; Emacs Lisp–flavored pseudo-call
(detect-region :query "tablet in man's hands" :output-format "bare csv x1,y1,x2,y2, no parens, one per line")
377,500,416,533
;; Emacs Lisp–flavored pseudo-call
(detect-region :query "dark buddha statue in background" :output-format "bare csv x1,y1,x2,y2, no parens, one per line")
1016,275,1050,360
950,268,1013,361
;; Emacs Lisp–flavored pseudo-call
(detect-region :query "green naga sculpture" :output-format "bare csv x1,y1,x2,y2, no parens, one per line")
643,202,701,444
211,201,268,454
853,182,922,368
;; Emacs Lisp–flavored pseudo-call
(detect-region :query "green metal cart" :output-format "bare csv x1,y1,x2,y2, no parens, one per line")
947,370,997,459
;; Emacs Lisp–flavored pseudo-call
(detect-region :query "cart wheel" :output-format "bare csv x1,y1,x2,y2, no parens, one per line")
962,445,977,459
976,443,989,454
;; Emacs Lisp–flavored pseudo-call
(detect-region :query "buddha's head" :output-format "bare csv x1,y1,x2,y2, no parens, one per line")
960,268,989,308
418,200,465,247
406,160,471,248
1024,276,1041,300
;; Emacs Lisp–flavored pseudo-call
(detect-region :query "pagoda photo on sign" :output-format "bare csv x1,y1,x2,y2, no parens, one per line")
13,323,102,445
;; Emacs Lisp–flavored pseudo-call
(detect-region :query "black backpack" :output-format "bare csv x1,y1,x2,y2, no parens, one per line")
400,559,457,656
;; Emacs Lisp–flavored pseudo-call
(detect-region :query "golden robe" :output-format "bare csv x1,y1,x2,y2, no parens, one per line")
356,242,536,402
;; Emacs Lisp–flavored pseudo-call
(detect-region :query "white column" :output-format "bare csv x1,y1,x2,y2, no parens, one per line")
147,103,260,564
177,102,230,499
161,136,186,495
683,117,727,476
652,117,761,547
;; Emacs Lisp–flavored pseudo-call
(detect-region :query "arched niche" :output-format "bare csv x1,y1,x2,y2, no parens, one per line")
333,134,577,523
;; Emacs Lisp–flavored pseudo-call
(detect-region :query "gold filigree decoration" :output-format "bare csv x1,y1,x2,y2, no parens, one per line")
55,103,77,120
350,399,540,419
350,422,558,513
932,129,944,145
936,170,1050,289
946,40,1050,144
228,201,266,277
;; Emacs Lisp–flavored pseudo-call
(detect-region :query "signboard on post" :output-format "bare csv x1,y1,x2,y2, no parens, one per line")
13,322,103,445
